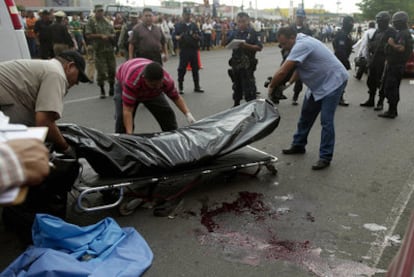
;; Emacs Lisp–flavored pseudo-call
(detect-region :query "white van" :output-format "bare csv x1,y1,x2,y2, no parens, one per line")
0,0,30,61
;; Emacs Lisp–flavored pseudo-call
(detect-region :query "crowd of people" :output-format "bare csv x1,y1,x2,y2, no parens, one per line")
0,4,414,273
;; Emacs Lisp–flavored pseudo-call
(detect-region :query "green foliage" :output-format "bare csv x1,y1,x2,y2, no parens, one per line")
357,0,414,22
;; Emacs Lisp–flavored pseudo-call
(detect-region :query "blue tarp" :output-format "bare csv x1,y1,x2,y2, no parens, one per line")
1,214,153,277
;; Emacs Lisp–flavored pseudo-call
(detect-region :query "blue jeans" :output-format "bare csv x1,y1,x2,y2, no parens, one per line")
292,81,347,161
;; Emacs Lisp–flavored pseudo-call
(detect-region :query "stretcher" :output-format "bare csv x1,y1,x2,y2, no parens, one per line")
62,100,281,216
70,145,277,216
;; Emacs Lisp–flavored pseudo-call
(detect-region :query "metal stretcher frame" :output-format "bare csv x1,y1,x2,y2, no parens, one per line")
70,145,278,215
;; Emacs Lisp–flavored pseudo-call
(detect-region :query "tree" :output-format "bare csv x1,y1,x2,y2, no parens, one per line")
357,0,414,21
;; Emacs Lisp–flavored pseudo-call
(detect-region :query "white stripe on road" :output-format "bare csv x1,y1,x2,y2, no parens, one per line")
366,167,414,267
64,96,107,104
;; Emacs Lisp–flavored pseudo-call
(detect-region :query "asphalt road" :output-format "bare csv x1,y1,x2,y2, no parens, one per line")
1,44,414,276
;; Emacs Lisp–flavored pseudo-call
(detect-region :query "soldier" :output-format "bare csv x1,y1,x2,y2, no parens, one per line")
227,12,262,106
290,8,312,105
332,16,354,106
378,11,413,118
360,11,396,109
118,11,139,60
85,4,116,99
175,7,204,94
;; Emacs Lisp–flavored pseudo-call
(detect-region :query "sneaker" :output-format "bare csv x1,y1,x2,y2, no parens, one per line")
338,99,349,106
292,100,298,106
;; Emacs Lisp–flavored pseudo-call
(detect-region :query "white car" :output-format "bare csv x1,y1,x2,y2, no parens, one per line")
0,0,30,61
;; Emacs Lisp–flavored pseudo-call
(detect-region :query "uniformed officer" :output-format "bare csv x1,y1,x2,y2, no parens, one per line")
117,11,139,60
332,16,354,106
85,4,116,99
378,11,413,118
360,11,396,109
175,7,204,94
290,8,312,105
227,12,262,106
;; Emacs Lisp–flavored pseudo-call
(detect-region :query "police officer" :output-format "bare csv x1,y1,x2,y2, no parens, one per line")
378,11,413,118
290,8,312,105
175,7,204,94
333,16,354,106
227,12,262,106
360,11,396,109
85,4,116,99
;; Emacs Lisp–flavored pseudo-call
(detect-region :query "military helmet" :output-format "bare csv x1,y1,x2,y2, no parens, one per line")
392,11,409,24
375,11,391,23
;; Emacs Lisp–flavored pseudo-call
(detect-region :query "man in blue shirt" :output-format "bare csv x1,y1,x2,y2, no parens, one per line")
268,27,348,170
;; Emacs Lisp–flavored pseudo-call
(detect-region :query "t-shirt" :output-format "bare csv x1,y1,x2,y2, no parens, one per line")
117,58,179,106
286,33,348,101
0,59,67,126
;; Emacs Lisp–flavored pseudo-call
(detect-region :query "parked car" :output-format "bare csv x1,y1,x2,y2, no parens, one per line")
0,0,30,62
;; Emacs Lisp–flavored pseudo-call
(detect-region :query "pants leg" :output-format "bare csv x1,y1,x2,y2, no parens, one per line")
232,68,243,104
383,64,404,110
241,68,257,102
178,50,190,83
293,79,303,101
107,52,116,86
114,82,125,133
86,45,95,81
143,94,178,131
318,81,346,161
95,52,108,86
292,93,322,148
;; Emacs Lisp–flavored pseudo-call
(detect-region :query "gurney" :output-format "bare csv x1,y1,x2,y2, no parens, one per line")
61,100,280,215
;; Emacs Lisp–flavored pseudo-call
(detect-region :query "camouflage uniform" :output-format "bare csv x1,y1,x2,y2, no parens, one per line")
85,9,116,98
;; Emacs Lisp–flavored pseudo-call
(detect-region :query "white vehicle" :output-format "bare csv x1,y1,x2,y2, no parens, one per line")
0,0,30,61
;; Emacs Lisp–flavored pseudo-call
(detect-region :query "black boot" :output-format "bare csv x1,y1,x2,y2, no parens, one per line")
374,98,384,111
378,105,397,118
360,94,375,107
109,83,114,96
194,81,204,93
178,81,184,94
99,85,106,99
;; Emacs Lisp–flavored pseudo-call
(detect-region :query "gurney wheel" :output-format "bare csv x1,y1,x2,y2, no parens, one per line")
119,198,143,216
265,164,278,175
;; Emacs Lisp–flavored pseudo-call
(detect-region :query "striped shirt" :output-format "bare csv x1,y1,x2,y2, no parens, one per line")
0,143,25,191
116,58,179,107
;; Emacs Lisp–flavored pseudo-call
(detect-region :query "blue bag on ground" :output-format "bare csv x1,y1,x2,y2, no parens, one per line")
1,214,153,277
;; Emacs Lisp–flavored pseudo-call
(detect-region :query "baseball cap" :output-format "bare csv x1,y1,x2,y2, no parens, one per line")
58,51,91,83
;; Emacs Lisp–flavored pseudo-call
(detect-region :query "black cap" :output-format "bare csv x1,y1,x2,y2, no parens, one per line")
58,51,91,83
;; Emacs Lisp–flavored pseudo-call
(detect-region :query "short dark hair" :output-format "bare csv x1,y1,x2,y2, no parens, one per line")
143,7,153,13
277,26,297,39
368,21,375,28
237,12,249,19
143,62,164,81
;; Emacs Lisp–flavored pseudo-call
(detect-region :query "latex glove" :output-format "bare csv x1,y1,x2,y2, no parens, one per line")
185,112,196,124
63,145,77,159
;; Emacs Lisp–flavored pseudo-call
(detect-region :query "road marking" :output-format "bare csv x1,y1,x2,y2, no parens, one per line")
410,80,414,85
64,96,101,104
366,167,414,267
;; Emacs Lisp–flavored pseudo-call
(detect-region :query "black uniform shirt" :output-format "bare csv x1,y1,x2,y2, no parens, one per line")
386,29,413,65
